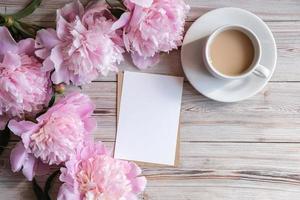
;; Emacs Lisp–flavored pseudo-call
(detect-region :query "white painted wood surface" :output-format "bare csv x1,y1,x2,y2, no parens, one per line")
0,0,300,199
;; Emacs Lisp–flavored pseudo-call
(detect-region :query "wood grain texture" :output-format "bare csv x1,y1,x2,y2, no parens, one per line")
1,0,300,199
1,0,300,21
79,82,300,143
1,141,300,199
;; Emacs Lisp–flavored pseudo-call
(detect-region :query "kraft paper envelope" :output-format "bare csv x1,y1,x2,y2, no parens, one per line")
114,71,183,166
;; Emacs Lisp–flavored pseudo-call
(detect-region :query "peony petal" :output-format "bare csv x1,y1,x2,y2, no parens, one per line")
59,163,77,185
125,194,138,200
2,52,21,69
42,57,55,72
22,153,36,181
21,131,34,149
131,176,147,193
79,141,107,160
36,28,60,50
50,45,64,69
51,67,70,85
10,142,28,172
35,28,60,59
131,52,160,69
127,162,142,177
76,101,95,119
57,184,79,200
130,0,153,7
123,34,130,51
35,48,50,60
56,15,69,40
111,12,131,31
82,1,108,28
18,38,35,56
8,120,36,137
83,118,97,133
0,27,18,55
58,0,84,23
94,141,107,155
128,5,144,27
123,0,135,10
126,162,147,193
50,45,70,84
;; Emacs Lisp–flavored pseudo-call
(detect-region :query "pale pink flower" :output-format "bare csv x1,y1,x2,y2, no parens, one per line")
58,141,147,200
35,1,124,86
8,92,96,180
0,27,52,130
128,0,153,7
113,0,190,69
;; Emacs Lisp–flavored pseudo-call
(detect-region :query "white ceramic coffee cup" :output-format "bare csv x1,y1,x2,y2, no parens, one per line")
203,25,270,80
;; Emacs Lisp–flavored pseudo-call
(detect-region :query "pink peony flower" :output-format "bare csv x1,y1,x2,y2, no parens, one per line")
0,27,52,130
58,141,146,200
128,0,153,7
35,1,124,86
8,92,96,180
113,0,190,69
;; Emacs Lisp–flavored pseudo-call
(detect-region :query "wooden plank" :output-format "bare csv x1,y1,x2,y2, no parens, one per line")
143,182,300,200
75,81,300,142
3,87,300,193
1,141,300,199
1,0,300,22
3,141,300,174
186,0,300,21
1,179,300,200
13,80,299,144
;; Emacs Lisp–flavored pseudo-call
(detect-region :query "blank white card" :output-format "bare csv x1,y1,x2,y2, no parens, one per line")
114,71,184,165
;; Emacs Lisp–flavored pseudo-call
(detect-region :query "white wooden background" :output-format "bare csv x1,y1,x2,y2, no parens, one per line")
1,0,300,199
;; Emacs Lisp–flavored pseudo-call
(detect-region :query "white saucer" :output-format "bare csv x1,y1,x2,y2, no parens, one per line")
181,7,277,102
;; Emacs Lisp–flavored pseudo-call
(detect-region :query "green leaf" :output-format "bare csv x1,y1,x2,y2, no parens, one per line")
116,0,126,7
106,0,126,9
8,26,22,40
13,20,36,38
32,178,47,200
48,95,56,108
7,20,42,40
105,0,126,18
0,0,43,40
32,170,60,200
44,170,60,200
105,0,114,8
19,21,44,33
110,8,126,18
0,125,11,156
13,0,42,20
0,14,5,25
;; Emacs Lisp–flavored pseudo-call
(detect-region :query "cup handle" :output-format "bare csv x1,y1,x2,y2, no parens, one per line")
253,64,270,78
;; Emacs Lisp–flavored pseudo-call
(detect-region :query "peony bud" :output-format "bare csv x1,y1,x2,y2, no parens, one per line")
54,83,65,94
4,16,14,27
